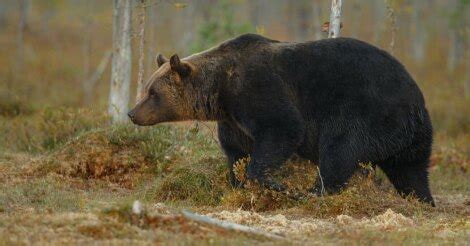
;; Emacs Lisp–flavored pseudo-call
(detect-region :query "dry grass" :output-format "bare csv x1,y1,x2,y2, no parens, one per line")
0,108,468,244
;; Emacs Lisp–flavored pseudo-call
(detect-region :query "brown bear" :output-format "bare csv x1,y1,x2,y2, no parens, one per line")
128,34,434,206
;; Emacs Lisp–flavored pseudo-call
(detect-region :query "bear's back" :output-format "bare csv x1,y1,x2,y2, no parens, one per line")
218,33,279,51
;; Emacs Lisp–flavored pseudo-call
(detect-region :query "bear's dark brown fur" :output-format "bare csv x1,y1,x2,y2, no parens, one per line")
128,34,434,205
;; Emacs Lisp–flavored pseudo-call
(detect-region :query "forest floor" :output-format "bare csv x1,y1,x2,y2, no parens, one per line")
0,109,469,245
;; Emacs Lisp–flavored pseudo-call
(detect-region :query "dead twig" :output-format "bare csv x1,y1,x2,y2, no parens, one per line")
181,210,285,240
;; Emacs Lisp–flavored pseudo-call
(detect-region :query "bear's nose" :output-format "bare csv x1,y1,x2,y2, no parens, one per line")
127,110,136,120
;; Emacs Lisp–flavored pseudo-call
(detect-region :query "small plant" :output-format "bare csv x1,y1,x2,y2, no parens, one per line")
233,156,250,184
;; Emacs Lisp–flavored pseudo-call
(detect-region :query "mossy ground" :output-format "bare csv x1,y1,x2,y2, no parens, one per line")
0,109,468,244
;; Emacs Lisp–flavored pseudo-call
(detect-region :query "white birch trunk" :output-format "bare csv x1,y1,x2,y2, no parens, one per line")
136,0,146,103
328,0,342,38
109,0,132,124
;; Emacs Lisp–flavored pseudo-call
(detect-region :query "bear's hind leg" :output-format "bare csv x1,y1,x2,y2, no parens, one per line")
378,146,435,206
310,136,359,195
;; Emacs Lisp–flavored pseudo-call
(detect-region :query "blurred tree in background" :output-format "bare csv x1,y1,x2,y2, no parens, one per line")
0,0,468,135
190,0,254,52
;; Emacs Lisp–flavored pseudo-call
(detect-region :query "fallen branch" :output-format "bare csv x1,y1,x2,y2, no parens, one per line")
181,210,285,240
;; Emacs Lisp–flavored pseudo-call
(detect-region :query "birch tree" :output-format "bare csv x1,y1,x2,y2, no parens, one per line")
328,0,342,38
136,0,146,103
109,0,132,124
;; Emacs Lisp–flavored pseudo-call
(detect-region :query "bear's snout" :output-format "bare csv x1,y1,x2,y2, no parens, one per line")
127,109,136,121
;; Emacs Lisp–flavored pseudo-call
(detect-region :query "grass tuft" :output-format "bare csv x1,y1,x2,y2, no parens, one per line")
0,91,34,117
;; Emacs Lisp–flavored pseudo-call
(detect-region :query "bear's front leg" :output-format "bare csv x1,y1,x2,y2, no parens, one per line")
218,122,253,188
246,126,304,192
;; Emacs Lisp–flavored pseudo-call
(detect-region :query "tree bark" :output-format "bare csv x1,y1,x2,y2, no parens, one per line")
328,0,342,38
109,0,132,124
136,0,146,103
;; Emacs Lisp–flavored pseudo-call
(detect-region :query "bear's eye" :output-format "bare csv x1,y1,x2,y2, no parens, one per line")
149,89,156,96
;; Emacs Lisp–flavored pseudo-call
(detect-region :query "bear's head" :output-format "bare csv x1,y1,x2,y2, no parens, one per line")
128,54,195,126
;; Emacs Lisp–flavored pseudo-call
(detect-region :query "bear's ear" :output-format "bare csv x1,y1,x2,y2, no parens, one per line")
169,54,191,77
156,54,168,67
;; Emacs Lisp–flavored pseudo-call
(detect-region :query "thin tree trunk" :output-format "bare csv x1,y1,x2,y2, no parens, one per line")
136,0,146,103
249,0,261,27
84,51,112,104
0,1,7,27
82,0,92,104
328,0,342,38
350,0,361,38
109,0,132,124
385,1,397,55
312,0,323,40
373,0,385,45
411,1,426,62
447,0,466,73
297,0,310,41
145,2,156,79
16,0,29,76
